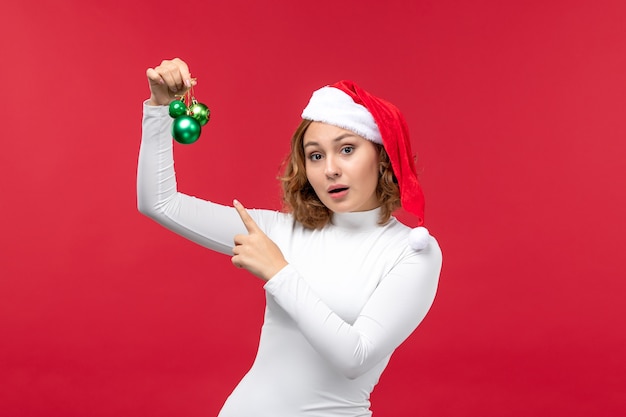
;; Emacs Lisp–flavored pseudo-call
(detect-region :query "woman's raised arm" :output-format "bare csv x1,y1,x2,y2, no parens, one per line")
137,58,247,255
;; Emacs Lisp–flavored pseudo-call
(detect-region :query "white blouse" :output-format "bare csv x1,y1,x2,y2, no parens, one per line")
137,103,442,417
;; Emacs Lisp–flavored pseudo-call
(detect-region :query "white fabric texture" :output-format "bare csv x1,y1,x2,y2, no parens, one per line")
301,86,383,144
137,102,442,417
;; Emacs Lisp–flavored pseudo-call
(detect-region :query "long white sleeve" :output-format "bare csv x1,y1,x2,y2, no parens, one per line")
136,102,248,254
264,239,441,379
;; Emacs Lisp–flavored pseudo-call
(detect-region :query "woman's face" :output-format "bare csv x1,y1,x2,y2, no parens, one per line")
303,122,380,213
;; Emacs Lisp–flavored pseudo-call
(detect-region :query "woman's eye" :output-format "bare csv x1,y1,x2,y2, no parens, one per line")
309,153,323,161
341,146,354,155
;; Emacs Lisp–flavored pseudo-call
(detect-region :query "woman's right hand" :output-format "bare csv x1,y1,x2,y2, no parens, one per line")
146,58,195,106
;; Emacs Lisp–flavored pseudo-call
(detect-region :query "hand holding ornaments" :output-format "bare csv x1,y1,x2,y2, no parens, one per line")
146,58,210,144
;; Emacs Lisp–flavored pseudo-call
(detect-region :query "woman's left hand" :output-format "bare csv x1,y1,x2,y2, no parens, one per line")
232,200,288,281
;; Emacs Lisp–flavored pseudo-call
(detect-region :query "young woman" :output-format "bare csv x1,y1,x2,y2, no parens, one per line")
137,58,442,417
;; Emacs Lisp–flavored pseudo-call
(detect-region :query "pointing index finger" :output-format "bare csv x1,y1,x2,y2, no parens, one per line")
233,199,260,233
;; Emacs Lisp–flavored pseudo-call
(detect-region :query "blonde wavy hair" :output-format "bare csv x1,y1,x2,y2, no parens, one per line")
280,119,401,229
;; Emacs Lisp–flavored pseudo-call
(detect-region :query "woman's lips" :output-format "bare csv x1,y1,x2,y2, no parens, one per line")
328,186,349,199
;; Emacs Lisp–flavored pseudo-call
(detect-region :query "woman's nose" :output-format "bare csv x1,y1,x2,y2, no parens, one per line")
324,158,341,178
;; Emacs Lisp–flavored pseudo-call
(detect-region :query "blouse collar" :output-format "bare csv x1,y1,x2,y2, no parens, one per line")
330,207,383,231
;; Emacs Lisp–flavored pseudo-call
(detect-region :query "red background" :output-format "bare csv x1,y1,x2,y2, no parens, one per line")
1,1,625,416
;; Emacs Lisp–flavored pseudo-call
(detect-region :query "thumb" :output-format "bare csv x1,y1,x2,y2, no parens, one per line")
233,199,261,233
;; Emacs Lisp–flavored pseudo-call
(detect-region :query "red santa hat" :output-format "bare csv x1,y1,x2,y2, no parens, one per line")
301,80,430,251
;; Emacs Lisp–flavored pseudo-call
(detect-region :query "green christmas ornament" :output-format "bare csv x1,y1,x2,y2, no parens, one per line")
172,115,201,144
168,80,210,144
169,100,188,118
188,102,211,126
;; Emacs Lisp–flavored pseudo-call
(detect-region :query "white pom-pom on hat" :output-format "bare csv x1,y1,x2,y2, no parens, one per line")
409,227,430,251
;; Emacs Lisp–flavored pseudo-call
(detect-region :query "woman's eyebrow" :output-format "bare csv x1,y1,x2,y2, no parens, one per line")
303,133,358,149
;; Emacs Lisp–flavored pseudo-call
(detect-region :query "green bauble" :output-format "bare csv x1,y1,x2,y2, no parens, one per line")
188,102,211,126
172,116,201,144
169,100,188,118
